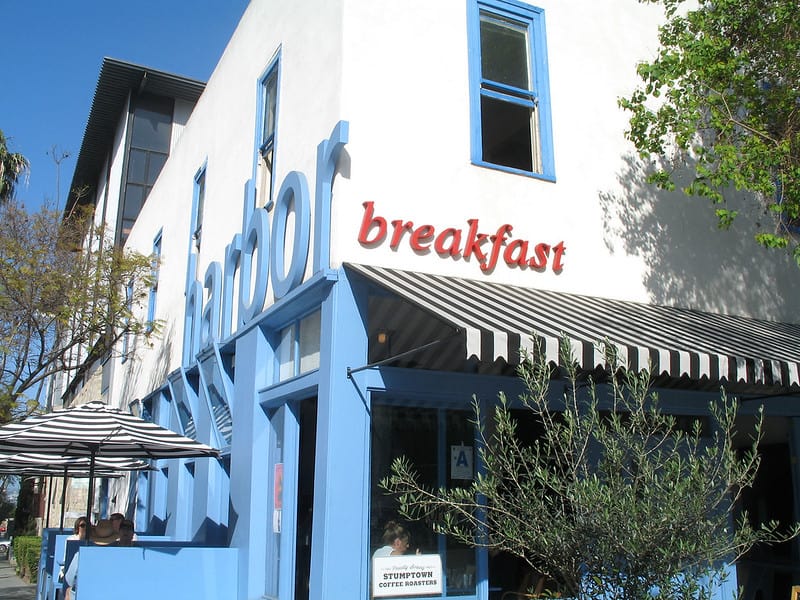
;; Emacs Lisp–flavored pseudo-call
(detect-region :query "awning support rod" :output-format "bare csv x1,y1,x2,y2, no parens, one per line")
347,329,462,379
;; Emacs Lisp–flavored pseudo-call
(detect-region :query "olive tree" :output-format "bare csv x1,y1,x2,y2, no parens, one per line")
383,340,797,599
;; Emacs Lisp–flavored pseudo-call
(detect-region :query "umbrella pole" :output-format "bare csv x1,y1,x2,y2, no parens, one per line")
85,446,97,545
59,465,68,530
45,475,53,528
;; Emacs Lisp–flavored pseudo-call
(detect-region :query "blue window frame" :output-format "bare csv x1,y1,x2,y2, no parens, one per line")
192,165,206,251
147,230,162,332
257,57,280,209
467,0,555,180
275,310,321,383
121,278,134,361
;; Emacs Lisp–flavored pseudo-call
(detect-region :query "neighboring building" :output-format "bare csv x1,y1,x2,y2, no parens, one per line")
55,1,800,599
45,58,204,530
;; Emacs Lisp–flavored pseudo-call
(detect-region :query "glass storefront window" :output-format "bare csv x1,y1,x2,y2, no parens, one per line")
371,404,476,597
276,310,321,383
298,310,321,373
277,324,296,381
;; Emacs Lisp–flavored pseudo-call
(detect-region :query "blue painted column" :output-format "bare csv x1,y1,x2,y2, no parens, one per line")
146,391,171,534
230,325,273,600
308,270,371,599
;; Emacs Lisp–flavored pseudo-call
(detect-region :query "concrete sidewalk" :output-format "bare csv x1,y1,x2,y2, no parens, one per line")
0,556,37,600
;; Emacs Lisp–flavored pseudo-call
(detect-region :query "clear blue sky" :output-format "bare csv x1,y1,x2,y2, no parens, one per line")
1,1,250,211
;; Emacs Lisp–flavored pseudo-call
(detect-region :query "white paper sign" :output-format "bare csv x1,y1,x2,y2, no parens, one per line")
450,444,473,480
372,554,443,597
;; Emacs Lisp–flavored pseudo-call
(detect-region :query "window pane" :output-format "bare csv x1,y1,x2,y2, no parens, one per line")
480,14,529,90
262,72,278,149
128,149,147,184
195,169,206,240
277,324,296,381
371,405,476,596
298,311,321,374
123,184,146,219
132,106,173,153
146,152,168,185
481,95,534,172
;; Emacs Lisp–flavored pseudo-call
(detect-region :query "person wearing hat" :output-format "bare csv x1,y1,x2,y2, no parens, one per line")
65,519,122,599
90,519,119,545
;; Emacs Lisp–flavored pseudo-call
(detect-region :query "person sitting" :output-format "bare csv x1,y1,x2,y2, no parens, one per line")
116,519,136,547
109,512,124,535
372,521,418,557
67,517,88,541
89,519,118,545
64,550,79,600
60,517,88,598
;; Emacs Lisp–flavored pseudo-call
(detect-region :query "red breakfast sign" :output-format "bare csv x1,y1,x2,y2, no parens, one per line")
357,201,565,273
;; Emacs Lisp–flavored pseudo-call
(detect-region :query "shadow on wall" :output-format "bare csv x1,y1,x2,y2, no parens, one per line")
599,153,800,322
119,320,177,406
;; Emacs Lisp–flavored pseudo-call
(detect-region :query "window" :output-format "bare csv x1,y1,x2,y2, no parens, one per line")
371,405,476,597
193,166,206,250
147,230,162,332
121,279,134,360
120,94,174,244
468,0,554,179
257,61,279,209
275,310,321,383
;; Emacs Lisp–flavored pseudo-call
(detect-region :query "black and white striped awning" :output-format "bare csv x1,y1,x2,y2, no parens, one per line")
346,263,800,389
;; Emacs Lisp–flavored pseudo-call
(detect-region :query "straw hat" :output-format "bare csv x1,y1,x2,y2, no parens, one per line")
91,519,119,545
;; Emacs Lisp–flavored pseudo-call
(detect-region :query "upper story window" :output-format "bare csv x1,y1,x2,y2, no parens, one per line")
468,0,555,180
146,230,162,332
121,278,134,360
257,60,280,209
193,165,206,251
121,94,174,244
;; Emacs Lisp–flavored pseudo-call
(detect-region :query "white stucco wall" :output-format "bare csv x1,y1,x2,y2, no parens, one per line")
333,0,800,321
115,0,799,405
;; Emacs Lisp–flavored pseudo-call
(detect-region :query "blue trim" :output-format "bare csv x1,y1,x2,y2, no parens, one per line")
258,369,319,408
467,0,556,180
307,268,371,598
279,402,301,599
147,230,162,331
229,326,273,599
251,51,282,216
121,279,134,360
190,161,208,253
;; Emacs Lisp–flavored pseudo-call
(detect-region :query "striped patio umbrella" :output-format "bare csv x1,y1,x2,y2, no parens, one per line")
0,401,219,538
0,453,153,528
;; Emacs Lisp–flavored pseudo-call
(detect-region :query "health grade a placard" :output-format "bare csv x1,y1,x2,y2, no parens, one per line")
372,554,443,597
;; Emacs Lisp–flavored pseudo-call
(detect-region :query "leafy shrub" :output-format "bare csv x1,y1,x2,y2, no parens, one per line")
12,536,41,583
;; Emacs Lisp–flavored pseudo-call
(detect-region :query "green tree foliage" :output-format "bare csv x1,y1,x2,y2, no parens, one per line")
383,341,798,599
0,200,158,422
0,130,29,203
620,0,800,264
